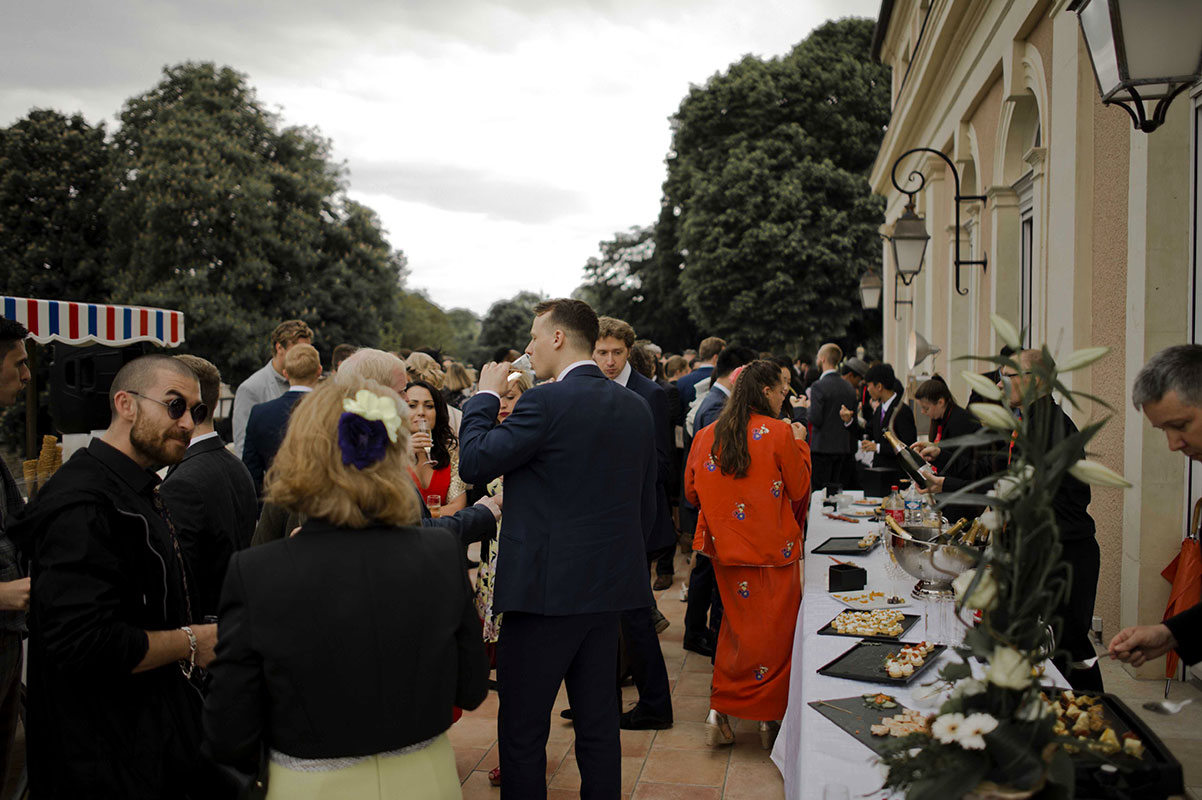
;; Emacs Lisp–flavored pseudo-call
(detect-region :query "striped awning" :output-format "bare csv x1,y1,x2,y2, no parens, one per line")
1,296,185,348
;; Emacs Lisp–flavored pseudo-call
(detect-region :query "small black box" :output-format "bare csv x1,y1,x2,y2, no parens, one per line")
828,563,867,592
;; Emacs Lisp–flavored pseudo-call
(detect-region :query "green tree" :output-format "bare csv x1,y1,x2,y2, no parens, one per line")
655,18,888,353
0,109,111,300
475,290,544,361
444,307,481,363
381,290,455,353
104,62,403,384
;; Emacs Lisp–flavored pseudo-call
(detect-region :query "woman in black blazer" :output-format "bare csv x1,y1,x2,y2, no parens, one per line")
203,376,489,799
913,376,982,521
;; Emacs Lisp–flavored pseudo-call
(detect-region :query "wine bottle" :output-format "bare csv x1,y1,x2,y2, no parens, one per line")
882,430,932,490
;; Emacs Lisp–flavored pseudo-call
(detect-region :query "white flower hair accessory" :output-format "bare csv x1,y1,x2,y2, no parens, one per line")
343,390,402,443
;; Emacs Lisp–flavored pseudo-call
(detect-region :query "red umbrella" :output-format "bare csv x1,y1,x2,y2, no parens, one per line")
1161,504,1201,678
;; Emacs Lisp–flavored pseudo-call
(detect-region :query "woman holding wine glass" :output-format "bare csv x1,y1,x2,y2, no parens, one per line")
407,380,467,517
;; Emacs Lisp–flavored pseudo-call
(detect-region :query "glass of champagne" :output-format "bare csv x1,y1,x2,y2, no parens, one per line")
416,417,435,466
426,495,442,518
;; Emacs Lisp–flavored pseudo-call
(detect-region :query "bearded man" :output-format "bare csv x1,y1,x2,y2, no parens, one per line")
11,354,218,799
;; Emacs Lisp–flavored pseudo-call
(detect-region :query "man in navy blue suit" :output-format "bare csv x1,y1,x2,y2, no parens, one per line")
241,343,321,494
459,299,657,800
592,317,673,730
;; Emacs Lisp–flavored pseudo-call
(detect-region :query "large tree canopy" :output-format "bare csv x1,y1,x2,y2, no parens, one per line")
476,290,545,361
104,62,405,383
578,17,888,355
0,110,110,300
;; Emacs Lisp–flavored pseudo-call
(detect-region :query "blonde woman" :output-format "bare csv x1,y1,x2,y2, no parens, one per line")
204,376,488,799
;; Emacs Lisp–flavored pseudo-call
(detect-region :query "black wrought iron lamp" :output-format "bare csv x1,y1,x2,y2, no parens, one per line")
888,148,987,296
1070,0,1202,133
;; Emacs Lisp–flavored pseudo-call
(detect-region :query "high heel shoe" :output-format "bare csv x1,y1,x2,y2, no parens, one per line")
758,720,780,750
705,709,735,746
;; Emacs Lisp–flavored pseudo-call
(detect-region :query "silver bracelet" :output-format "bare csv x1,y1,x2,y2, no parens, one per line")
179,625,197,678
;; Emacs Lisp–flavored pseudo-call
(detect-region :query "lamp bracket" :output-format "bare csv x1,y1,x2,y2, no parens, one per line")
893,272,913,320
890,147,989,296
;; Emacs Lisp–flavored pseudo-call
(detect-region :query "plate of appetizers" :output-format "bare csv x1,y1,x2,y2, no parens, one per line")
808,694,931,756
813,535,880,556
830,590,911,610
817,640,944,685
817,609,921,640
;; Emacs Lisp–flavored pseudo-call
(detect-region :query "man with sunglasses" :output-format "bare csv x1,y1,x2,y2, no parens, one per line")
11,354,219,798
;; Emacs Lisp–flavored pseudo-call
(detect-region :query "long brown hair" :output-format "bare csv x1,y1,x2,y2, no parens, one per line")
711,359,782,478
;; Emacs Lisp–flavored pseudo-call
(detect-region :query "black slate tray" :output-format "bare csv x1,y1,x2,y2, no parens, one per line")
812,536,880,556
808,696,916,756
817,612,921,641
817,640,946,686
1041,689,1184,799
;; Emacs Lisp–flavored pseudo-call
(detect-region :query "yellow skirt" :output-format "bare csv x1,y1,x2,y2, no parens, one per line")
265,732,461,800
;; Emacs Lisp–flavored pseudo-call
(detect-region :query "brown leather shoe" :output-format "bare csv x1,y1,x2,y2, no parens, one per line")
652,575,673,591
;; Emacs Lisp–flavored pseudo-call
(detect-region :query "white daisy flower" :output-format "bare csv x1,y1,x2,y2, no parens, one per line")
931,713,965,745
955,713,999,750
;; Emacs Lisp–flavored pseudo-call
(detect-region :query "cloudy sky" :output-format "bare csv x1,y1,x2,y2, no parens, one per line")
1,0,879,315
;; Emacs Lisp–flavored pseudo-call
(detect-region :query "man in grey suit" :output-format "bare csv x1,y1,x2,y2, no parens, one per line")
804,343,858,491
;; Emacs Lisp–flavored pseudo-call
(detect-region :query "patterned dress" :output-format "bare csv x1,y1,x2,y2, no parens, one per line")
685,414,811,721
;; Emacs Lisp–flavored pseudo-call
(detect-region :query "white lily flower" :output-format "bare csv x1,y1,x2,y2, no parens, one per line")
952,568,998,611
986,646,1031,690
1068,459,1133,488
978,509,1003,532
931,712,965,745
990,314,1022,351
956,713,999,749
1056,346,1109,373
960,370,1003,402
969,402,1017,431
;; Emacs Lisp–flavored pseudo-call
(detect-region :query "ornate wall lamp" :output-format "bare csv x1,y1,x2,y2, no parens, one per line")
888,147,987,296
1070,0,1202,133
859,267,882,310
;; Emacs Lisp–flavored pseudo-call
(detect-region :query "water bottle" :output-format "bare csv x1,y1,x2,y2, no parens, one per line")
903,481,923,525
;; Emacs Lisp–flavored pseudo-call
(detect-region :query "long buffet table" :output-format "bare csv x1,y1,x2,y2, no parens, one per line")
770,491,1067,800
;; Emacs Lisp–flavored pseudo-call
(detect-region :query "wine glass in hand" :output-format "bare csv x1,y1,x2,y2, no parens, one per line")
416,418,436,466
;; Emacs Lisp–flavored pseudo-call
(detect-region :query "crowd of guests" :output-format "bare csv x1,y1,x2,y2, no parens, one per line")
0,305,1199,799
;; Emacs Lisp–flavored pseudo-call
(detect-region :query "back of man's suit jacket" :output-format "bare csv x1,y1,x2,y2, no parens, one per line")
808,371,857,454
458,364,656,616
625,370,675,553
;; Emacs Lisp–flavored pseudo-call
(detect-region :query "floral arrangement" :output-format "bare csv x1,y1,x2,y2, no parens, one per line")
880,317,1130,800
338,389,402,469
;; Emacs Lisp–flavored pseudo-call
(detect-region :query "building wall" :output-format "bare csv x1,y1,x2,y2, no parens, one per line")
871,0,1197,678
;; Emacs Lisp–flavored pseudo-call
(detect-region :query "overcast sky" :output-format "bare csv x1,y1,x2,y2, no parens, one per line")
1,0,879,316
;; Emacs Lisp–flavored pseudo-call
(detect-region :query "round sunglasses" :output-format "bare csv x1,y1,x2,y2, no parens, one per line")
127,391,209,424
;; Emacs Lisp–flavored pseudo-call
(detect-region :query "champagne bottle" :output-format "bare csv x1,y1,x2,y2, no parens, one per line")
882,430,932,490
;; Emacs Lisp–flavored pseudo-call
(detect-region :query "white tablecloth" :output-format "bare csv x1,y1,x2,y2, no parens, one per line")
770,492,1065,800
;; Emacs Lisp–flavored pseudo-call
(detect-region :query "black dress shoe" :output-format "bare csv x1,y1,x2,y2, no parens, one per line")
682,634,715,658
560,708,574,721
620,706,673,730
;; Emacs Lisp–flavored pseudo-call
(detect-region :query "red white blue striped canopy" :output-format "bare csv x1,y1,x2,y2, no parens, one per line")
2,296,185,348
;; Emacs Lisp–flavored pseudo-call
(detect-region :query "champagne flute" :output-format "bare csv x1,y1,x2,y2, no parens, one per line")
416,417,436,466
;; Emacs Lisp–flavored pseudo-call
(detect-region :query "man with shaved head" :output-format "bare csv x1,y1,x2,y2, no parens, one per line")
11,354,219,798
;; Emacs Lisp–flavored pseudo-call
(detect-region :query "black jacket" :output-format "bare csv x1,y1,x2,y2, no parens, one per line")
807,371,859,455
161,434,257,618
626,369,676,553
241,389,306,494
1165,602,1202,666
929,404,982,482
869,394,918,472
203,520,489,769
10,439,201,799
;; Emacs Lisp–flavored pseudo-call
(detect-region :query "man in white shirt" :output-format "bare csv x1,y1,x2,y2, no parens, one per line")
231,319,313,459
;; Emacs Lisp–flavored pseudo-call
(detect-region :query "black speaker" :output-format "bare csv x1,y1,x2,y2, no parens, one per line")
50,343,149,434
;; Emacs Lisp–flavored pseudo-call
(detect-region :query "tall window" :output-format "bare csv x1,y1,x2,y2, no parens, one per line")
1015,172,1035,347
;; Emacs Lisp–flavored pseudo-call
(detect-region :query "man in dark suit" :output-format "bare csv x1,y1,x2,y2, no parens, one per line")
804,343,858,492
859,362,917,482
0,317,31,790
242,343,322,494
593,317,673,730
459,299,657,800
161,355,257,618
1110,345,1202,669
680,345,757,657
676,336,725,410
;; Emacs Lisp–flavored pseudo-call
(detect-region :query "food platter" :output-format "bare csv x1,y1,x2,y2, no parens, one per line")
813,536,880,556
851,498,882,507
830,590,911,610
808,695,928,756
817,641,945,685
817,610,921,640
841,507,878,518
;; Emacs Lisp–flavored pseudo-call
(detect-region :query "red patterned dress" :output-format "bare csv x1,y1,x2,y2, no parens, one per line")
685,414,811,721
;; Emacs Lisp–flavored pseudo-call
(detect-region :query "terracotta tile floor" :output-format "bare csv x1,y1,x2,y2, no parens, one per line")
454,550,785,799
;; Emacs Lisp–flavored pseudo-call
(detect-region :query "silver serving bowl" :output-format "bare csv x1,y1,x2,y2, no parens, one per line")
888,525,981,599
